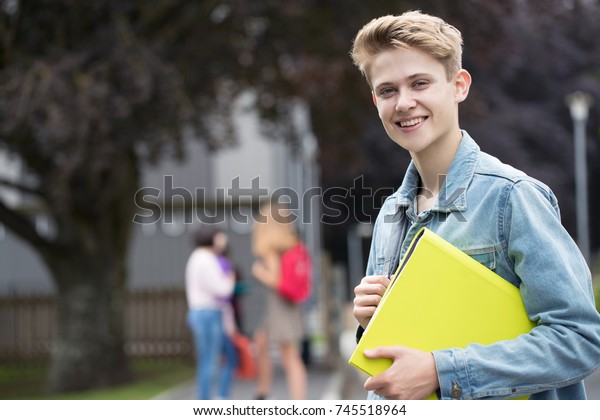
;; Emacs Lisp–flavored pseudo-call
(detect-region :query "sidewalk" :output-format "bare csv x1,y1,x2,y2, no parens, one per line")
155,325,368,400
155,362,600,400
154,363,366,400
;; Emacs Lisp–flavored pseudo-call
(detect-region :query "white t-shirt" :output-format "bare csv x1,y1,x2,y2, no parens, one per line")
185,248,234,311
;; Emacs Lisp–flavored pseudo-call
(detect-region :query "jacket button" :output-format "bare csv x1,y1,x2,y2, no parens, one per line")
450,381,462,399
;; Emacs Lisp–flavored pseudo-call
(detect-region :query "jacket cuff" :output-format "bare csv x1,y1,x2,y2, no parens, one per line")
432,349,471,400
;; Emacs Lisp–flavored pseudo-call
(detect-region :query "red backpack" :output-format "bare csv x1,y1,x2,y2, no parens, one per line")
278,242,312,303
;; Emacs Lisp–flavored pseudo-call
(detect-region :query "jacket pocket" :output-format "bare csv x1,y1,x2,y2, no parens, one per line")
461,247,497,271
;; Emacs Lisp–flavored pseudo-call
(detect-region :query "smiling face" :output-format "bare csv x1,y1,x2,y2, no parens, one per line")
369,46,470,159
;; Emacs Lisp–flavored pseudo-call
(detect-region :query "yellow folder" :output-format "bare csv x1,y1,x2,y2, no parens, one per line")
348,227,536,398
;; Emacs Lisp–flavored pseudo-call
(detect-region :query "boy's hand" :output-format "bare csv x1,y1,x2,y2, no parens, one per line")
353,275,390,329
364,346,440,400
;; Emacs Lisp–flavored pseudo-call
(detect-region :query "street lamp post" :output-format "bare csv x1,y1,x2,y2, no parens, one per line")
565,91,593,265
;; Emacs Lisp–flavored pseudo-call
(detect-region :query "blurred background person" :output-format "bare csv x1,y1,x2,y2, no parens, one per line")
185,225,237,400
251,201,307,400
217,248,248,335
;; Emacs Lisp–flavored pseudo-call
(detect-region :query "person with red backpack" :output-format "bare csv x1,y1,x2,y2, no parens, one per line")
251,201,311,400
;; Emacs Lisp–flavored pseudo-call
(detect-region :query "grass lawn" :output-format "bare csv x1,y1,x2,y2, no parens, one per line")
0,359,195,400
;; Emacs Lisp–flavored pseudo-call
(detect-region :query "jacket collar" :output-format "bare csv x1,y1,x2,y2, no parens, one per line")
385,130,479,216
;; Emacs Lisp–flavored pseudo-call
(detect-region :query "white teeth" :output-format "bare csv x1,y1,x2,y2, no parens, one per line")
399,118,424,127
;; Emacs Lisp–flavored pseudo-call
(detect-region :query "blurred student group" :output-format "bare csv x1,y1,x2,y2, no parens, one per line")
173,98,355,400
0,94,361,399
186,200,317,400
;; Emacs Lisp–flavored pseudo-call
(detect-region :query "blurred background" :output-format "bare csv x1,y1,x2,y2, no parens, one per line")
0,0,599,399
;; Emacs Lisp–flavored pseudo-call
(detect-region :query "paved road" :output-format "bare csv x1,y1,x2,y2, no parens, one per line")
155,363,600,400
155,364,355,400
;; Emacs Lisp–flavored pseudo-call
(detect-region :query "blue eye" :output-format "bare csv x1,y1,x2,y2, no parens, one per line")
379,87,395,96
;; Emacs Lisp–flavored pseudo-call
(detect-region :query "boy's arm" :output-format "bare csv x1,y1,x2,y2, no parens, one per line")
433,180,600,399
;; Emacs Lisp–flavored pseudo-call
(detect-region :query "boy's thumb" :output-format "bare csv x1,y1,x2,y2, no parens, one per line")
364,346,402,359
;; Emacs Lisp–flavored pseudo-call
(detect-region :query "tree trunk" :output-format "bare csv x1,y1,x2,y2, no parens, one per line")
47,252,132,393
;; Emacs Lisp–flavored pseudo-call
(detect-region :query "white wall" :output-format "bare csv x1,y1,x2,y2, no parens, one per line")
212,91,289,198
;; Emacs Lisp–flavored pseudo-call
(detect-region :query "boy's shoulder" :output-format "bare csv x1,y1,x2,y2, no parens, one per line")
375,140,557,220
475,151,554,195
475,151,527,180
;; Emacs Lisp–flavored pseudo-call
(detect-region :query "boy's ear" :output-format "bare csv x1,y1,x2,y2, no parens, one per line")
454,69,472,103
372,92,377,106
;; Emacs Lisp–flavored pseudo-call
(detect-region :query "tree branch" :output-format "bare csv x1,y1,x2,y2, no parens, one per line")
0,177,44,197
0,199,53,253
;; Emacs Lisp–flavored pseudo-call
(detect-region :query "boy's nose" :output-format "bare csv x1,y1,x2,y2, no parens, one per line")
395,92,416,112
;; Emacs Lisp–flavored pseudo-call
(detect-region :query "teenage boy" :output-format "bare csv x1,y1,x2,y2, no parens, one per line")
351,10,600,400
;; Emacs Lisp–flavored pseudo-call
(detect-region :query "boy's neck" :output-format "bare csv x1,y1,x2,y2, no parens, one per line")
412,129,463,197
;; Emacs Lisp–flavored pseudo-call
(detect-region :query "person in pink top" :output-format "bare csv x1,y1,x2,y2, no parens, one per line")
185,225,237,399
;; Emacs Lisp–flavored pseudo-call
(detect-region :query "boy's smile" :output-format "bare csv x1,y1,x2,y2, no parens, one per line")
397,116,428,130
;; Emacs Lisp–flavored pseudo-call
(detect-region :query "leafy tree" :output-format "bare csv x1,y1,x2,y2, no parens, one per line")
0,1,198,392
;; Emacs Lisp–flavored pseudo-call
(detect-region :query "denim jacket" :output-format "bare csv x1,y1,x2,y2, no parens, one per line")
364,131,600,399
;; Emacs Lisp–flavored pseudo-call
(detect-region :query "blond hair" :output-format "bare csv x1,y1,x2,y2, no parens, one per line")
350,10,463,84
252,201,298,257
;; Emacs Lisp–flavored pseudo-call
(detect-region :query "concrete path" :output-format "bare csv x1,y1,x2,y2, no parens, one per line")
155,363,600,400
154,364,365,400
